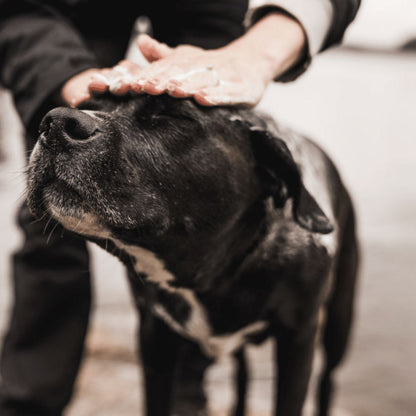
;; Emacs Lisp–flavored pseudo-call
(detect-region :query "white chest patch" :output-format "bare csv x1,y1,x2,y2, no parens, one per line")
114,241,175,284
112,239,268,358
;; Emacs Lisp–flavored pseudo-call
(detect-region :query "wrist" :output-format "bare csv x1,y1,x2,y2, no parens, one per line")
226,12,306,81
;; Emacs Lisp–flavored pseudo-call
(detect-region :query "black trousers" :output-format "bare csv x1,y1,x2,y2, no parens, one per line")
0,14,240,410
0,31,211,416
0,202,91,416
0,34,127,416
0,140,210,416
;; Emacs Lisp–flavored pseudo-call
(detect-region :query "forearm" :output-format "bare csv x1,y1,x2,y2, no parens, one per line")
224,12,306,82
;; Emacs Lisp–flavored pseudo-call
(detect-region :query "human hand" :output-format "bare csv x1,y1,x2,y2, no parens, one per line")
86,35,272,107
62,13,305,108
133,13,305,106
61,66,139,107
134,13,305,107
135,34,273,106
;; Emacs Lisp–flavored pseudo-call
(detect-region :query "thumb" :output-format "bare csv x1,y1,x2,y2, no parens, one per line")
137,34,172,62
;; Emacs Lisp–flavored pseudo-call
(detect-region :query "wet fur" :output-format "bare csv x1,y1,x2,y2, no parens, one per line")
28,94,359,416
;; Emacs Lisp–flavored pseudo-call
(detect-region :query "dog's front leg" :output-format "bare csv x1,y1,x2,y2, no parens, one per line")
139,306,180,416
273,324,317,416
170,340,212,416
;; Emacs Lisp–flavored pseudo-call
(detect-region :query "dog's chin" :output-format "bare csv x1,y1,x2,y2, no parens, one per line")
52,209,112,240
31,180,112,240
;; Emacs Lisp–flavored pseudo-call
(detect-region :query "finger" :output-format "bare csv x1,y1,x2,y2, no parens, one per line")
92,66,135,95
112,61,146,94
110,80,131,95
69,92,92,108
194,85,259,107
137,34,173,62
166,84,190,98
139,66,176,94
141,80,165,95
89,73,110,93
166,68,222,97
109,65,135,94
193,93,215,106
193,87,239,107
129,63,168,92
130,80,145,93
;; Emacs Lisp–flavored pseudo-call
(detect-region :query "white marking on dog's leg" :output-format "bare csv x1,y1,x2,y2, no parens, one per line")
206,321,268,357
113,241,175,284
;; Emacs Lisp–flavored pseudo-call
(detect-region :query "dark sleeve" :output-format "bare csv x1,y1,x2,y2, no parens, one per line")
166,0,248,49
324,0,361,49
0,1,98,130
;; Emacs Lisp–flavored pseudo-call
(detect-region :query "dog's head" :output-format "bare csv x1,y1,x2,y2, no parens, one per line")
27,95,332,249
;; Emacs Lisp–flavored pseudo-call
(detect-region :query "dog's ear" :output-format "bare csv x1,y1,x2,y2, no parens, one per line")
245,121,333,234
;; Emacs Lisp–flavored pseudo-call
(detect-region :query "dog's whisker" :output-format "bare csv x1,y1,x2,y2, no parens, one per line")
42,214,54,235
6,167,28,176
15,189,28,203
126,255,144,284
70,217,84,234
29,210,48,225
46,220,60,244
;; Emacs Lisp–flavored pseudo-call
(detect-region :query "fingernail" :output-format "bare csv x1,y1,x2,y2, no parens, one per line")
146,81,163,92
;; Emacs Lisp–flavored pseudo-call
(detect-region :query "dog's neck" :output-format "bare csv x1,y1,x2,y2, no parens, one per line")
101,200,269,291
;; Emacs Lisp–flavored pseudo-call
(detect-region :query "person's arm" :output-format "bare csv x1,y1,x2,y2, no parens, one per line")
88,0,360,107
0,0,98,130
78,0,361,109
247,0,361,81
88,11,306,107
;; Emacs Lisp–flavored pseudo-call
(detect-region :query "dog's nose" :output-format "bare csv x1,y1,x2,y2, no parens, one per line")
40,107,99,142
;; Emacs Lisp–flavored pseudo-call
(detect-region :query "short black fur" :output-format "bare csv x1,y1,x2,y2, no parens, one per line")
27,94,359,416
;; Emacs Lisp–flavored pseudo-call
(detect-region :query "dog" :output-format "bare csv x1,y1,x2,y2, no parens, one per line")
27,94,359,416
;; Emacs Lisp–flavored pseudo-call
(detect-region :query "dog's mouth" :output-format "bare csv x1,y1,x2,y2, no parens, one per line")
42,179,86,215
27,149,111,239
42,182,111,238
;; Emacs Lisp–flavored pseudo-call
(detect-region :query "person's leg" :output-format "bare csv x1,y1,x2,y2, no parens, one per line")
0,30,130,414
0,202,91,416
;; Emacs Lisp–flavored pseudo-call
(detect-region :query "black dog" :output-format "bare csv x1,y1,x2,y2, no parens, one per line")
27,94,359,416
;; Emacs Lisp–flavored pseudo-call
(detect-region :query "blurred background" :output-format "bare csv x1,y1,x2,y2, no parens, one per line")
1,0,415,415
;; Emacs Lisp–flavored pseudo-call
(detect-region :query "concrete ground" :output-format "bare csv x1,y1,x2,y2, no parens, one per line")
0,47,415,416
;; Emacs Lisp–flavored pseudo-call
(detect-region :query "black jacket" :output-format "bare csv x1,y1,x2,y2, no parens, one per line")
0,0,360,131
325,0,361,48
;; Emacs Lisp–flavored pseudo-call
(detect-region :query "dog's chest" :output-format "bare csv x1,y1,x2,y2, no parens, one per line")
115,241,267,357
